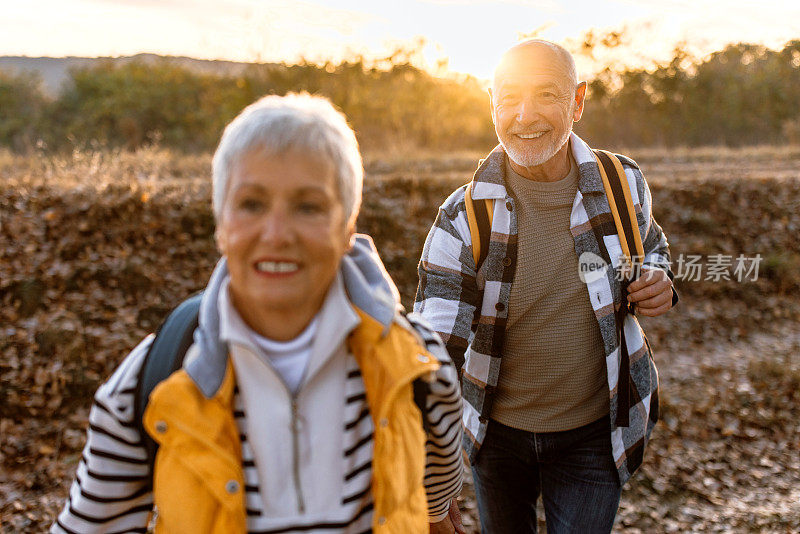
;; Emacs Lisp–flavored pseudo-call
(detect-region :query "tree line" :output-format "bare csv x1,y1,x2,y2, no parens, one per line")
1,40,799,153
576,41,800,147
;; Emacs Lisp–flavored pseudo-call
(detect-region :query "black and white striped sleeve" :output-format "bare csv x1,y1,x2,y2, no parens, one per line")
406,313,464,522
51,336,155,534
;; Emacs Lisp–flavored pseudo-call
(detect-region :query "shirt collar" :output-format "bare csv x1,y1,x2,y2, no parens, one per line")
217,272,360,382
470,132,606,198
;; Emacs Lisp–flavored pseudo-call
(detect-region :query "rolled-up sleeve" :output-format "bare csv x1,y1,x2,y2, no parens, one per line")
414,188,481,375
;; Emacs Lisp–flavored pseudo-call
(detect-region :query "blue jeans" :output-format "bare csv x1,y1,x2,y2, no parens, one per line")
472,416,621,533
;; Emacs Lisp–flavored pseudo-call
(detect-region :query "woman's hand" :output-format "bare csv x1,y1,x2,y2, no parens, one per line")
429,498,466,534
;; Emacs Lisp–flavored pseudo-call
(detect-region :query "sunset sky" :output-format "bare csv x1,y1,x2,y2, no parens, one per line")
3,0,799,80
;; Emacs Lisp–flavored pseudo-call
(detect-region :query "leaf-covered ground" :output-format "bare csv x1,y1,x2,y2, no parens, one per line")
1,148,799,532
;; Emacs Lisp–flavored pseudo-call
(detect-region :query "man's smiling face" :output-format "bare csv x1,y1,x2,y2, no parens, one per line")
490,42,585,170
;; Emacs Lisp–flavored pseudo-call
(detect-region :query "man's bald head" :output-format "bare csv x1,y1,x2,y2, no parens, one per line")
492,39,578,95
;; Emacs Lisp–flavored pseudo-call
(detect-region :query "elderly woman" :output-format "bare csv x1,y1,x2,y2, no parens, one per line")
52,94,463,533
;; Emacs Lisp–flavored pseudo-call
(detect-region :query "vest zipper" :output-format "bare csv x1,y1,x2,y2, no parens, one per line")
291,398,306,514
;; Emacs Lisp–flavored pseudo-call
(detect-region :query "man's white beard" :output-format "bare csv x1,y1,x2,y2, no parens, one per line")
504,127,572,169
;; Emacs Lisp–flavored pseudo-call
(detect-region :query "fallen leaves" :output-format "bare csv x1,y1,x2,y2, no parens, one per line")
2,149,799,532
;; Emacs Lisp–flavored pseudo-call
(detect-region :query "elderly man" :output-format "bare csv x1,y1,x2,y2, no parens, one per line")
415,40,677,532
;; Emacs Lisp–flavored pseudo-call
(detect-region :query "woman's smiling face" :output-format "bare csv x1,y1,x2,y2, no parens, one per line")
215,149,353,340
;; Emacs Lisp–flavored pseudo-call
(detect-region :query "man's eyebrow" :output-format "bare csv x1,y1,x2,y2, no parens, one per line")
531,81,562,91
498,80,564,93
497,81,524,94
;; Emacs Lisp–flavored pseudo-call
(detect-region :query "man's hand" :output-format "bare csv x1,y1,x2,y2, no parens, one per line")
627,268,674,317
429,498,466,534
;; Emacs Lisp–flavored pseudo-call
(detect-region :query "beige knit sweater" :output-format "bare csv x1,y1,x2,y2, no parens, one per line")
491,154,610,432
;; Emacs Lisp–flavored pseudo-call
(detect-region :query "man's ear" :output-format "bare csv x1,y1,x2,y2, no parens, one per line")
573,81,587,122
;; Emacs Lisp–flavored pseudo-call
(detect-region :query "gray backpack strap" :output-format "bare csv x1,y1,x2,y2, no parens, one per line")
134,292,203,484
413,379,432,434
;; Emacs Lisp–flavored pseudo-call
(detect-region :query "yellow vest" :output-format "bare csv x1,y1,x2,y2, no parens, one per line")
143,307,441,533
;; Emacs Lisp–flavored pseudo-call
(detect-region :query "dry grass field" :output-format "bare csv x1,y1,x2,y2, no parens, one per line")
1,146,799,532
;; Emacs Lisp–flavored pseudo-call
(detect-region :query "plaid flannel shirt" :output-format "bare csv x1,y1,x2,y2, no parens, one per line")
414,132,674,485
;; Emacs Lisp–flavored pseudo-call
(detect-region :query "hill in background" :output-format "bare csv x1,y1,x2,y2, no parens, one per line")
0,54,263,96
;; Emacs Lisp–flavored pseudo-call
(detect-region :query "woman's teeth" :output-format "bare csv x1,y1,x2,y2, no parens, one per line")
256,261,299,273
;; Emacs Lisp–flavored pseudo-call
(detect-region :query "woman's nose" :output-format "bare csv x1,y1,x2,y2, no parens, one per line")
259,208,293,245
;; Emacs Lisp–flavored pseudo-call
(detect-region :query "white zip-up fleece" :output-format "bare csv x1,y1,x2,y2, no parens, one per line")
223,272,366,523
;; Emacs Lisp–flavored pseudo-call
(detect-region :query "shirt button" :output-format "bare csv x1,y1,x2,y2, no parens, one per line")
495,303,505,312
225,480,240,494
380,418,389,428
502,257,512,266
155,421,168,434
505,201,513,211
417,354,430,363
378,517,387,525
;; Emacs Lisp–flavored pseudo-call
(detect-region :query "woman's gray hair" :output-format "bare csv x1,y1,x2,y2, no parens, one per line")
212,93,363,226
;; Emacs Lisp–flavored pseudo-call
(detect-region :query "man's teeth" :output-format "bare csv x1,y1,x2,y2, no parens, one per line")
517,132,545,139
256,261,299,273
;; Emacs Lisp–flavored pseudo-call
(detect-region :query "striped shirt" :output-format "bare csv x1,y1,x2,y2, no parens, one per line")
52,317,462,533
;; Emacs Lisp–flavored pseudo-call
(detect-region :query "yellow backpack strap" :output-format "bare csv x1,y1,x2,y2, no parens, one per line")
464,182,494,270
592,149,645,275
593,149,645,429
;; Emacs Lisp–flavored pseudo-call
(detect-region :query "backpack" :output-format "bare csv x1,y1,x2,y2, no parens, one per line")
133,293,432,482
465,149,644,272
133,292,203,479
463,149,644,427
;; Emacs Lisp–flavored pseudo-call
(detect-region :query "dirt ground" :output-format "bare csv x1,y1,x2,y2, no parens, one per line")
2,147,799,532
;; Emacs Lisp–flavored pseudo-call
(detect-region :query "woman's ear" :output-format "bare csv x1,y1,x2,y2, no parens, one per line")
345,223,356,251
214,226,227,256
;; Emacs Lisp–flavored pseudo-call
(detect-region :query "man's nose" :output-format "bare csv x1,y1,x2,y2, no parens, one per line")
516,97,539,125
